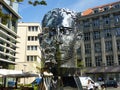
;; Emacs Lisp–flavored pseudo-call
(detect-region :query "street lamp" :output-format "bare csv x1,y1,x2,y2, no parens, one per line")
23,64,27,84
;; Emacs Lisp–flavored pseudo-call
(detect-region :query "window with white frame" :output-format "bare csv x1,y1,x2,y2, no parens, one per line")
94,42,101,53
114,14,120,23
95,56,102,66
84,32,90,41
93,31,100,39
103,7,109,11
118,55,120,65
28,26,38,32
105,41,112,52
85,57,92,67
27,46,37,50
114,4,120,8
117,40,120,51
106,55,114,66
103,16,110,25
85,44,91,54
28,36,38,41
92,19,100,27
83,21,90,27
27,56,37,62
104,29,112,38
94,9,99,13
115,28,120,36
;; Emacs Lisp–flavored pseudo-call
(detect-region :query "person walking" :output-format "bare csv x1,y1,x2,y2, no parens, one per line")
87,79,94,90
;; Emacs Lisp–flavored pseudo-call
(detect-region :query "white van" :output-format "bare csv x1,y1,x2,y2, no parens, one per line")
79,77,100,89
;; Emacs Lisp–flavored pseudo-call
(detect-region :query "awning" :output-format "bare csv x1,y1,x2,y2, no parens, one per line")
3,73,39,78
0,69,39,78
0,69,22,75
85,66,120,74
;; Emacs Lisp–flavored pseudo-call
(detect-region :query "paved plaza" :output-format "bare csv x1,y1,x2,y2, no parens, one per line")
105,87,120,90
63,86,120,90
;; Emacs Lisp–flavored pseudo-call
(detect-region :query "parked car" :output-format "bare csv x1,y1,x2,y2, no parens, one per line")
79,77,101,89
101,80,118,88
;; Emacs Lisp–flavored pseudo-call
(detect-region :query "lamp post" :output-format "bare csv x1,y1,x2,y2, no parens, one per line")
23,64,27,84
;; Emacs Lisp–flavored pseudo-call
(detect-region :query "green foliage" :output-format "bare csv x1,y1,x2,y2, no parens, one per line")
11,0,47,6
28,0,47,6
11,0,23,2
8,64,15,69
77,60,84,68
33,84,39,90
0,10,10,25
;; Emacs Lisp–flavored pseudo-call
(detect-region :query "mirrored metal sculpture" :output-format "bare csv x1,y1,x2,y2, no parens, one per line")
39,8,82,75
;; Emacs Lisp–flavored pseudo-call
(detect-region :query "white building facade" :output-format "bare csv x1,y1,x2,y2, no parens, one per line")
15,22,42,84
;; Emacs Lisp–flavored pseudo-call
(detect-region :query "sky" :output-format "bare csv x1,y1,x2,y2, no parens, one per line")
18,0,119,24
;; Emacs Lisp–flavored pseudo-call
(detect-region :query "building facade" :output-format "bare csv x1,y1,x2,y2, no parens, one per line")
0,0,20,69
77,1,120,82
15,22,42,84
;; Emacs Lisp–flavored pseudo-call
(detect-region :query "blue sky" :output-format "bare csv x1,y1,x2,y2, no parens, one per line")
18,0,119,24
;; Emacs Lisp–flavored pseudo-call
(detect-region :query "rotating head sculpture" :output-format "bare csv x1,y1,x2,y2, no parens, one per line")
39,8,82,68
42,8,76,28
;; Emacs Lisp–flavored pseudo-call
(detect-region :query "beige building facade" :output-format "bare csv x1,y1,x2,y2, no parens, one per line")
15,22,42,84
77,1,120,82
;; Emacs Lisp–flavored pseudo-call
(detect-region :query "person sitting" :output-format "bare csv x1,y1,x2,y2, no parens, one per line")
87,79,94,90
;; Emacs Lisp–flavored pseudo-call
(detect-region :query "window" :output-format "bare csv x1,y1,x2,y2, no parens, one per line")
103,16,110,25
35,26,38,31
31,36,34,41
94,9,99,13
95,56,102,66
117,40,120,51
27,46,30,50
28,26,38,32
83,21,90,27
35,36,38,41
118,55,120,65
106,55,114,66
114,4,120,8
28,36,30,41
94,42,101,53
93,31,100,39
85,57,92,67
114,15,120,23
77,47,81,54
28,36,38,41
105,41,112,52
27,46,37,50
115,28,120,36
84,32,90,41
28,26,31,31
92,19,100,27
33,46,37,50
104,7,109,11
85,44,91,54
104,29,112,38
27,56,37,62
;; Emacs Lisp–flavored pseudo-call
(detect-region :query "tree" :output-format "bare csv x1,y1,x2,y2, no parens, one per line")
11,0,47,6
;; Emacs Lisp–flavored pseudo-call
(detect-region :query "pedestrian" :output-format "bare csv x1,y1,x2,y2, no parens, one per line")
101,85,105,90
87,79,94,90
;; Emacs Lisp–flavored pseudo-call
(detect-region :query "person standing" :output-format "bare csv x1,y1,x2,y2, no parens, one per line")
87,79,94,90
